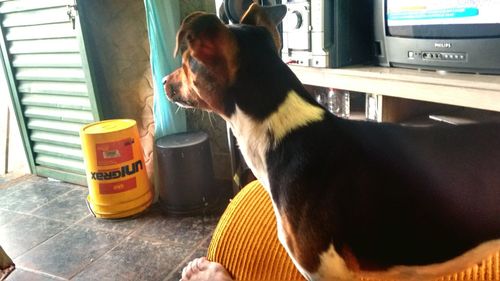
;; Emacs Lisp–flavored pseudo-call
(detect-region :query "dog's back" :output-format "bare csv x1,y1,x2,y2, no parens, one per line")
268,111,500,268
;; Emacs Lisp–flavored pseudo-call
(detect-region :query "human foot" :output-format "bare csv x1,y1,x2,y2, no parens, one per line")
180,257,233,281
0,264,15,280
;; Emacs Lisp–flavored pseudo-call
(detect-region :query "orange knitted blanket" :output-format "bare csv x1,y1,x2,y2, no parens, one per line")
208,181,499,281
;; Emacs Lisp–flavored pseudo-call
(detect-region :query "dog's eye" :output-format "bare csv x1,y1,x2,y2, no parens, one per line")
178,46,187,55
189,57,201,73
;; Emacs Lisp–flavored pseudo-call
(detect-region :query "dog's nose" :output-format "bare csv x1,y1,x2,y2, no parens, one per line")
163,76,177,100
162,75,169,85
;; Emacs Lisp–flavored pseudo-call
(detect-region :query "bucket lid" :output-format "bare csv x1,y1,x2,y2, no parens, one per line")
156,131,208,149
81,119,136,135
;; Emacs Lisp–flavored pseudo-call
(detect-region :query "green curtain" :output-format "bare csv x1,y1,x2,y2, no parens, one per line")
144,0,186,139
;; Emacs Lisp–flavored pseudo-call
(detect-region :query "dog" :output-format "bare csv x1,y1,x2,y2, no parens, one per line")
164,4,500,280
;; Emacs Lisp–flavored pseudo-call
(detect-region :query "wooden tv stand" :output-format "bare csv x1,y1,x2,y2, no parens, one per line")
290,65,500,122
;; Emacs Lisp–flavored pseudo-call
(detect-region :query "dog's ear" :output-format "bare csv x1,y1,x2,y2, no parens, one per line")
175,12,237,81
240,3,287,52
174,11,204,57
174,13,223,61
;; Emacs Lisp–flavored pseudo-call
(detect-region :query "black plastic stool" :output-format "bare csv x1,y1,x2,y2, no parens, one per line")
155,131,216,215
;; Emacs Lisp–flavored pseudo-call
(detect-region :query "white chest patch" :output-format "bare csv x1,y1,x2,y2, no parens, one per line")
314,244,354,281
228,105,272,189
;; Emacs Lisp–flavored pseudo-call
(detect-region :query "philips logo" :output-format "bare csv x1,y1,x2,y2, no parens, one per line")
434,42,452,48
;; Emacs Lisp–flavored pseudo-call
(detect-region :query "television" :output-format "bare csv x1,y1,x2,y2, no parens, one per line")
374,0,500,74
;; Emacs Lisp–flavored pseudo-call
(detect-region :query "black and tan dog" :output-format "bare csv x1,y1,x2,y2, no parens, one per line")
164,4,500,280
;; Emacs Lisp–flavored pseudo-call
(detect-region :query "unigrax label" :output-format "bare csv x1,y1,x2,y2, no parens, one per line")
91,160,143,181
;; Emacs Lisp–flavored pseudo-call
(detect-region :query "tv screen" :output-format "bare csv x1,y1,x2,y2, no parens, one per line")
386,0,500,38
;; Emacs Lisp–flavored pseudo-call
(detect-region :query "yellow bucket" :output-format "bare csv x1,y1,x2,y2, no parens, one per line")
80,119,152,219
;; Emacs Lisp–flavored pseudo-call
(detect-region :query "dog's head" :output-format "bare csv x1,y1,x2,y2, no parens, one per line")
163,3,286,118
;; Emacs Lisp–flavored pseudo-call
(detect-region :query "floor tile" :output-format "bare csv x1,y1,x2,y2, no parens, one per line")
0,176,41,198
199,231,214,249
1,175,228,281
0,183,16,196
0,180,75,213
77,212,148,236
71,236,190,281
0,215,69,259
5,268,64,281
133,211,218,248
0,209,28,227
165,247,209,281
31,189,89,223
0,175,41,191
14,225,124,279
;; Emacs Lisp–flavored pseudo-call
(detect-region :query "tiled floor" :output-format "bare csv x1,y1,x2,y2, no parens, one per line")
0,175,228,281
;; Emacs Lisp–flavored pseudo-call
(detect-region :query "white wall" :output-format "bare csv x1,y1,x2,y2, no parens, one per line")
0,60,29,176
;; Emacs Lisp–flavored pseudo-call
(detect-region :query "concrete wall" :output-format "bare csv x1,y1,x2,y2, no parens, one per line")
80,0,230,181
80,0,155,179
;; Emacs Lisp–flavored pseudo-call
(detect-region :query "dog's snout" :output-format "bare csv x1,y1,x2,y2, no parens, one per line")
163,75,176,99
163,75,183,103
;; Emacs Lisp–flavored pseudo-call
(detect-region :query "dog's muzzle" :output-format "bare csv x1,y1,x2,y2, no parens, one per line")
162,74,196,108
